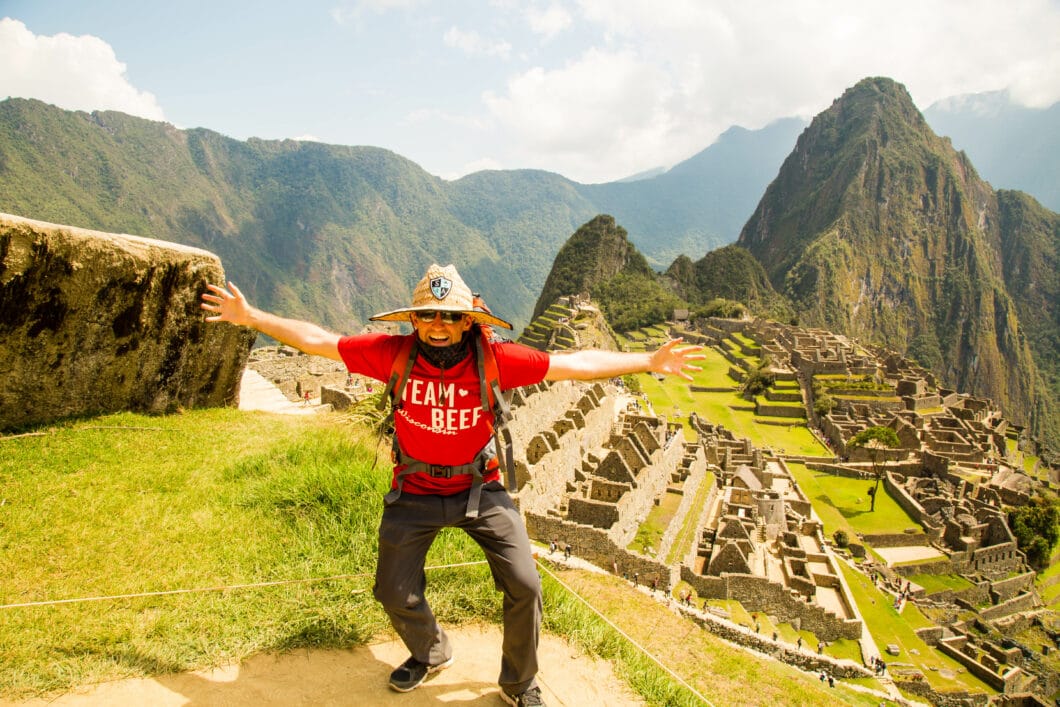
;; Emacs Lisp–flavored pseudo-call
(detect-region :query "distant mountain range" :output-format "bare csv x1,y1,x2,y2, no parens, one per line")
924,91,1060,213
535,79,1059,447
0,98,802,334
0,81,1056,445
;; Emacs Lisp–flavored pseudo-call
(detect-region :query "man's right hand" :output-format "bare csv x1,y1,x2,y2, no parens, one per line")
201,281,253,326
201,281,343,361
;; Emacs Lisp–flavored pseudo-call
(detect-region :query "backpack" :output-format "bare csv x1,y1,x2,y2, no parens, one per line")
375,324,516,516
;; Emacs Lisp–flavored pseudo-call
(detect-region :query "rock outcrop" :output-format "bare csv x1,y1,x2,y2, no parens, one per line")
0,213,254,431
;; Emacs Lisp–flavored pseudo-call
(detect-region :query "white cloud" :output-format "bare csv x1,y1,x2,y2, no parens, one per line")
484,48,675,181
0,18,165,121
331,0,424,25
481,0,1060,181
443,26,512,59
403,107,490,130
443,156,505,180
525,3,573,39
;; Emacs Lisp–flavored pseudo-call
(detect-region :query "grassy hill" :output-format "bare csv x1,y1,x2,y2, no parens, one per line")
1,408,897,705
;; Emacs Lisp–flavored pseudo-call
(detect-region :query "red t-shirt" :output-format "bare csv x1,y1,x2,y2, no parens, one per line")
337,333,550,495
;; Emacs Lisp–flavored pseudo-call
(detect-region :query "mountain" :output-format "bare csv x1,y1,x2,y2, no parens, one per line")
737,77,1058,443
0,98,597,332
925,91,1060,213
664,245,792,322
0,98,803,332
532,214,680,331
580,118,806,266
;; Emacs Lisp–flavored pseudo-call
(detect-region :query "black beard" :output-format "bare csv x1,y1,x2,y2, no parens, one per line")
418,336,470,370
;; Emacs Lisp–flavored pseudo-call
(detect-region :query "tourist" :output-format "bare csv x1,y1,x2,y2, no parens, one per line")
201,264,704,707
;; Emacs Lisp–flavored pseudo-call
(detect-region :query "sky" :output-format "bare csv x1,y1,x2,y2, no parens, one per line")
2,0,1059,184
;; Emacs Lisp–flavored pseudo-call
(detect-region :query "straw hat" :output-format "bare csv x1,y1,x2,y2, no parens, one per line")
369,263,513,329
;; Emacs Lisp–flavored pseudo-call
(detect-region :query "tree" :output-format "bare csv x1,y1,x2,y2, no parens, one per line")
1009,495,1060,571
849,426,900,512
741,356,775,398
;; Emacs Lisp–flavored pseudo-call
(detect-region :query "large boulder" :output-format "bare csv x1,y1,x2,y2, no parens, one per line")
0,213,255,431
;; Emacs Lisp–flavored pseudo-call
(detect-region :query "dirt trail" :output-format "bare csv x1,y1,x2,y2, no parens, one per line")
3,626,643,706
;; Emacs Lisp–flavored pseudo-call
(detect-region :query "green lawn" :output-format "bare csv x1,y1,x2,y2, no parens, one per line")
628,489,683,556
666,471,716,565
907,573,975,595
839,562,992,695
786,462,922,538
634,346,828,457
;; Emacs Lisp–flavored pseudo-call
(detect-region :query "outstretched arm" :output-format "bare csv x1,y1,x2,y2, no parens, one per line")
200,282,342,361
545,338,705,382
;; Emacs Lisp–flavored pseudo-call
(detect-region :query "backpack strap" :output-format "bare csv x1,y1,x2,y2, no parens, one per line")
385,443,497,518
473,334,516,493
376,334,419,416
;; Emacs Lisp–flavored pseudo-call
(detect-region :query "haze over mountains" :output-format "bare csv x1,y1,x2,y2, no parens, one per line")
0,78,1056,446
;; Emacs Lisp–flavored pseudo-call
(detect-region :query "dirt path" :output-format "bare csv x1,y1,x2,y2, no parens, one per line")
237,368,319,415
3,625,641,706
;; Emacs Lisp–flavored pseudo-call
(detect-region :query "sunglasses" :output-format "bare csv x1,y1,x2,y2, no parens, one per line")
415,310,466,324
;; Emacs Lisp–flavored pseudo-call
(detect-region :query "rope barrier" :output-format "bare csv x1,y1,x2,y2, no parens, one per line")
0,560,489,611
536,559,714,707
4,555,709,704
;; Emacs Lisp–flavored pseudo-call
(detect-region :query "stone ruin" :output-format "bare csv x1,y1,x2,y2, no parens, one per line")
693,316,1055,697
517,305,1058,699
0,213,254,431
501,373,873,683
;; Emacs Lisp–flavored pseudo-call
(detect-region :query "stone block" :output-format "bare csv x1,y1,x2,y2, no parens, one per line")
565,408,585,429
0,213,253,430
321,385,354,411
526,434,552,465
553,418,575,437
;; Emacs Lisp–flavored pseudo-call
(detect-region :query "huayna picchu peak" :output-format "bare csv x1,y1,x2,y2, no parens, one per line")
737,77,1059,444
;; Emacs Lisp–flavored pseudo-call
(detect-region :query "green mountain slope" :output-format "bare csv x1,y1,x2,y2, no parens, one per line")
664,245,792,322
0,98,600,331
996,190,1060,436
737,77,1058,442
533,215,680,331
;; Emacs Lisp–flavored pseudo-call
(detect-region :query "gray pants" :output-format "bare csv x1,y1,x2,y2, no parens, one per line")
373,481,541,695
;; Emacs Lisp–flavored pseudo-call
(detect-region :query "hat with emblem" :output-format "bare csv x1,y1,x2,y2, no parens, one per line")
369,263,512,329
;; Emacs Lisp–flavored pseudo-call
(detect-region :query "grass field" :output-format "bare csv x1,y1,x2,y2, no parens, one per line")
785,461,923,538
837,562,992,695
553,569,889,706
628,489,682,555
1,408,907,705
634,345,827,457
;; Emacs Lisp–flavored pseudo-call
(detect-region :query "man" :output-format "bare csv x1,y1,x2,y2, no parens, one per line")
201,263,703,706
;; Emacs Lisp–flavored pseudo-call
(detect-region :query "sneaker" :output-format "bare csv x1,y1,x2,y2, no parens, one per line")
500,685,545,706
388,655,454,692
